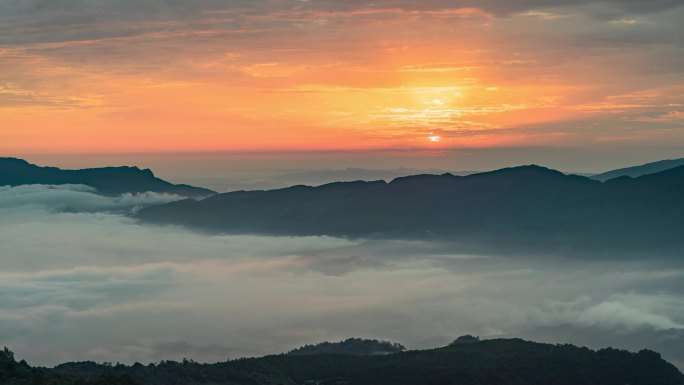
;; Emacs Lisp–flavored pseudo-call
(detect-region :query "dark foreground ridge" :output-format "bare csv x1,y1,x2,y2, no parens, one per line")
0,157,215,199
4,338,681,385
137,164,684,257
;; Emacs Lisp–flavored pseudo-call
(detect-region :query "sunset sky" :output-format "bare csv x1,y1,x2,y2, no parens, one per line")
1,0,683,170
4,1,684,368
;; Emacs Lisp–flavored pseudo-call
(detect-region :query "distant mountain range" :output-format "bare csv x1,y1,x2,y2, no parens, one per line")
42,338,684,385
4,156,684,256
0,157,214,198
224,167,472,192
190,167,462,193
137,164,684,257
591,157,684,182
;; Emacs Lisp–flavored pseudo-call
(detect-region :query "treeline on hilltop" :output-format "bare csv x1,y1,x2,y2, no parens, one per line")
0,347,137,385
287,338,406,356
3,338,682,385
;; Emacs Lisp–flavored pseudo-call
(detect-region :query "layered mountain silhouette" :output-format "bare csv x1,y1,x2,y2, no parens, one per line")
0,158,214,198
137,164,684,257
47,338,683,385
591,157,684,182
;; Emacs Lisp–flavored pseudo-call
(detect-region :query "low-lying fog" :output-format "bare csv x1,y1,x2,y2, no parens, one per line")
1,185,683,368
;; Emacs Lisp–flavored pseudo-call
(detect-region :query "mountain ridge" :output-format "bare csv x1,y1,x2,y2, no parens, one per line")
137,164,684,258
0,157,215,199
592,157,684,182
44,338,684,385
286,338,406,356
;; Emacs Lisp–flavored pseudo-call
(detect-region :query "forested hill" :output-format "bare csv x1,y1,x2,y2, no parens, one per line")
286,338,406,356
0,157,214,198
26,338,684,385
0,347,137,385
137,164,684,258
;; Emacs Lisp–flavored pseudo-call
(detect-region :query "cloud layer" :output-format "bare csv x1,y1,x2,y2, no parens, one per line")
0,184,183,212
0,184,683,368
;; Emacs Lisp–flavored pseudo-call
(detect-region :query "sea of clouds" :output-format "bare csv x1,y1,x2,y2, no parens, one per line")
0,184,683,368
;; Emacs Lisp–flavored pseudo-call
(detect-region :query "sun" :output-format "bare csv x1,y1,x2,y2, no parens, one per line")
428,134,442,143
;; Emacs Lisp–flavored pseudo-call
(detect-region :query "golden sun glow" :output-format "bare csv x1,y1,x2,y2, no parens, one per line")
1,3,682,154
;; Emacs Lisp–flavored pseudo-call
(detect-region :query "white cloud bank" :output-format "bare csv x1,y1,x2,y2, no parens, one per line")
0,184,184,212
0,185,683,367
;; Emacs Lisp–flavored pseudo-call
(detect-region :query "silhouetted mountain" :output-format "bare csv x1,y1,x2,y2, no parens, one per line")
0,347,139,385
262,167,474,189
194,167,473,194
449,335,481,345
50,338,683,385
287,338,406,356
592,158,684,182
512,325,684,370
0,158,214,198
137,164,684,257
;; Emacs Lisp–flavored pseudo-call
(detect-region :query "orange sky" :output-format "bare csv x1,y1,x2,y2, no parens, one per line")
1,1,683,155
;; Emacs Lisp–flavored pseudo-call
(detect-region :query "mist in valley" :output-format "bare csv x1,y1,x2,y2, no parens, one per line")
1,184,682,368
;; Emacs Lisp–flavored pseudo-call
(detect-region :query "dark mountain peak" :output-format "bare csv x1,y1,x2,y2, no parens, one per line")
464,165,598,189
281,184,314,192
389,172,459,187
472,164,563,178
317,179,386,189
0,158,214,198
449,335,482,345
0,157,30,165
287,338,407,356
139,167,155,178
96,165,156,178
510,164,551,171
